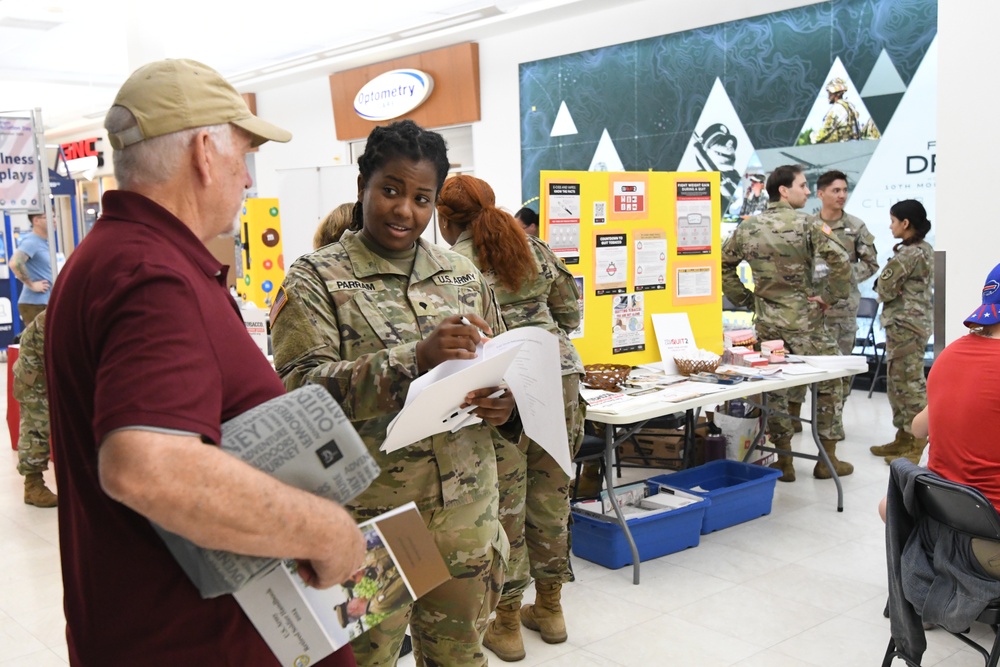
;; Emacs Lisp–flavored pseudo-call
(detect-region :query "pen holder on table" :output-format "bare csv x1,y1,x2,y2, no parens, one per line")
674,354,720,376
583,364,631,392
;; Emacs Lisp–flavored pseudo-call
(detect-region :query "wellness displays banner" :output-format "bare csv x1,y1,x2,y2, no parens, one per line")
0,117,40,212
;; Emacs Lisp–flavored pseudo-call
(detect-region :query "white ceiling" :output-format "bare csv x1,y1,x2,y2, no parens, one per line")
0,0,615,139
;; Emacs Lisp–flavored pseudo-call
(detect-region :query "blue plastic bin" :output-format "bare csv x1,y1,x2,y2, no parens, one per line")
645,459,782,534
570,495,710,569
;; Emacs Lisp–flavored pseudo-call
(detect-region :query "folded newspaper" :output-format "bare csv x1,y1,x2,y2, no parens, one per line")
152,384,381,598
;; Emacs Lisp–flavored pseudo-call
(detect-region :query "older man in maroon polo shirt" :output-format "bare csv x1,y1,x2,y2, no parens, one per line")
44,59,365,666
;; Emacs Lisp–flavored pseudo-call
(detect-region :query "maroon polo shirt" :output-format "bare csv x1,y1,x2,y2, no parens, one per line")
45,190,354,666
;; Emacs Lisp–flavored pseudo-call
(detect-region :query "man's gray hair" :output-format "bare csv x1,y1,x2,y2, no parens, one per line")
104,106,234,190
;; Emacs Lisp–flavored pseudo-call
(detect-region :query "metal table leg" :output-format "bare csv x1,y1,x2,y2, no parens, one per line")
602,425,641,584
810,382,843,511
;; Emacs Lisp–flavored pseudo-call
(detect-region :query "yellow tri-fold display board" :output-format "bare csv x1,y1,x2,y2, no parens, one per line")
540,171,723,367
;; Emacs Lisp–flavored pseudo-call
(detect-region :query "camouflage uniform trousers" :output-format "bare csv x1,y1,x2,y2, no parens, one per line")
828,313,861,403
758,326,845,443
15,399,50,475
350,491,505,667
885,323,929,432
496,373,586,607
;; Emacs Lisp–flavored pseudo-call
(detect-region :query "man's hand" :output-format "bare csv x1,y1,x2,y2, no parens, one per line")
295,505,366,588
807,295,830,313
29,279,50,293
462,385,516,426
415,314,492,372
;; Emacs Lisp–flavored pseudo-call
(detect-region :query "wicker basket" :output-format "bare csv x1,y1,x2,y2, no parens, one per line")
674,355,721,376
583,363,631,391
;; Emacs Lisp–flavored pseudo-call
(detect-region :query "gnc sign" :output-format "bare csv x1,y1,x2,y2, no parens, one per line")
353,69,434,121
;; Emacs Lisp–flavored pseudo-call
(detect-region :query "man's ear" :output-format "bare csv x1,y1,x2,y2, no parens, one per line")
191,130,213,185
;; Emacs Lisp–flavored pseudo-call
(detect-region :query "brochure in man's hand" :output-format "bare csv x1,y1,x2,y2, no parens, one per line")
150,384,382,599
234,501,450,666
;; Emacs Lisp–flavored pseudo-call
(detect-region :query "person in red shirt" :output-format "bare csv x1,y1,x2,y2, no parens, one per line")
45,59,364,666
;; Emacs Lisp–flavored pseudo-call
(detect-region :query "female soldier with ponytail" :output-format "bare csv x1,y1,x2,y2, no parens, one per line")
438,175,585,662
869,199,934,464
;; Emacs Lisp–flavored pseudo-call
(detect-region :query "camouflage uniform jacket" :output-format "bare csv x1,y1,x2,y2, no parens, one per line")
451,231,584,376
813,99,861,143
875,240,934,335
271,230,506,515
721,201,851,333
13,309,46,409
806,211,879,318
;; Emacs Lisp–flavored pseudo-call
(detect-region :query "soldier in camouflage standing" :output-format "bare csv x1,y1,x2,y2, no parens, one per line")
793,170,879,419
721,164,853,482
437,175,585,662
13,310,57,507
811,78,861,144
272,120,517,667
869,200,934,464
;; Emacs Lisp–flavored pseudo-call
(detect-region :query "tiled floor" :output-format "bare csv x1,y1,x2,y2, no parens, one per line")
0,374,994,665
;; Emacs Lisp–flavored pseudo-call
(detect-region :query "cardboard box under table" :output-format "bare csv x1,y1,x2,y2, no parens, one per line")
646,459,782,534
570,490,710,569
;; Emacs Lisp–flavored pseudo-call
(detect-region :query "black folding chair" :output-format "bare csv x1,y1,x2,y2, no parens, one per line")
853,297,887,396
883,472,1000,667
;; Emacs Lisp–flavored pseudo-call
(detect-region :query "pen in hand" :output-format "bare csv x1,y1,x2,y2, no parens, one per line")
460,316,492,341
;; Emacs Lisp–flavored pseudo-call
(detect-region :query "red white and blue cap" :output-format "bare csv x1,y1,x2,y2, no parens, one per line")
964,262,1000,328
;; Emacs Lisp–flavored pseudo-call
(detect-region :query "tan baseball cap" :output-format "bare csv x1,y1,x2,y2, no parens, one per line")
106,58,291,150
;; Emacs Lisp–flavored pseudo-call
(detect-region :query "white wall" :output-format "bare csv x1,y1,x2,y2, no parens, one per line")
938,2,998,344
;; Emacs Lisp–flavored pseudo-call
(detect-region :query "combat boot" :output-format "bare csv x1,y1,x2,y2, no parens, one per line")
885,437,927,466
814,439,854,479
520,580,567,644
789,402,803,433
768,437,795,482
870,428,915,457
483,602,525,662
573,463,603,499
24,473,57,508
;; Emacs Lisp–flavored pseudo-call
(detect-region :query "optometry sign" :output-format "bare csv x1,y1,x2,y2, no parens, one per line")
0,116,41,212
353,69,435,122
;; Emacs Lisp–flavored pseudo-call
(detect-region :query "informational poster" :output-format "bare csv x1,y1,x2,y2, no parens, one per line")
676,265,712,298
593,201,607,225
633,229,667,292
569,276,585,339
651,313,697,374
675,182,713,255
594,233,627,296
611,292,645,354
612,180,645,214
0,117,41,212
547,182,581,265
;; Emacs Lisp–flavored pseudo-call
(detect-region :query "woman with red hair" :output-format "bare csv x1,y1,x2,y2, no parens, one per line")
438,175,585,662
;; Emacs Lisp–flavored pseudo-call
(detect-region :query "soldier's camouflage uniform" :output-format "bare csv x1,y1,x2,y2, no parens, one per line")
450,231,585,607
805,211,879,404
271,231,511,667
812,99,861,144
808,212,879,354
14,310,49,475
874,240,934,433
721,202,851,442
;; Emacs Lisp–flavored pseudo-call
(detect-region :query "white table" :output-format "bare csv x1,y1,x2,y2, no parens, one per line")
584,365,863,584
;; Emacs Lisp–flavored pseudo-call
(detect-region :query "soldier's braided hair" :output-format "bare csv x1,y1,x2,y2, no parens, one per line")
890,199,931,246
351,120,451,231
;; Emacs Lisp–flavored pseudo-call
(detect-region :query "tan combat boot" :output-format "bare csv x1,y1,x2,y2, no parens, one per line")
885,436,927,465
870,428,915,457
484,602,525,662
789,402,803,433
814,440,854,479
573,463,603,499
24,473,57,508
768,437,796,482
520,580,567,644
